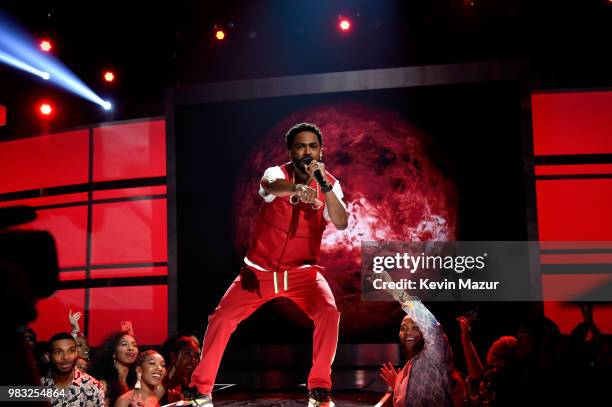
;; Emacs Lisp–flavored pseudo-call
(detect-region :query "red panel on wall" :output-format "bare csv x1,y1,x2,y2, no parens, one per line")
19,206,88,268
539,241,612,250
0,104,6,126
91,199,167,264
88,285,168,346
30,289,86,341
90,266,167,279
0,130,89,194
92,186,167,200
93,120,166,182
544,301,612,335
535,164,612,176
532,91,612,156
541,274,612,302
59,271,87,281
536,179,612,241
541,253,612,264
0,193,88,208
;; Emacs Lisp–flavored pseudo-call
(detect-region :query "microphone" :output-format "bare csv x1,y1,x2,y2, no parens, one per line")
303,157,332,192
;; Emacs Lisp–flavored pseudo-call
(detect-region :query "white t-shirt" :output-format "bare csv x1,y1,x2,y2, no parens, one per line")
259,165,346,222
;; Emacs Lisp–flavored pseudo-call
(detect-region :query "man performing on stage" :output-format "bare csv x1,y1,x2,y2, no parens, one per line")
183,122,348,407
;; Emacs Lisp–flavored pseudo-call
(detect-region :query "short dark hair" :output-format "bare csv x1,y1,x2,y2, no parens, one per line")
49,332,76,347
285,122,323,149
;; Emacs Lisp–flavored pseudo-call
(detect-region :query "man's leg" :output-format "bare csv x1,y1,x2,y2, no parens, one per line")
284,270,341,390
189,272,270,395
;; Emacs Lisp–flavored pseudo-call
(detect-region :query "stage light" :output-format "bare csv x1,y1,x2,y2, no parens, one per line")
0,14,111,110
39,102,53,116
338,17,351,32
102,101,112,110
104,71,115,83
0,50,51,80
39,39,52,52
215,30,225,40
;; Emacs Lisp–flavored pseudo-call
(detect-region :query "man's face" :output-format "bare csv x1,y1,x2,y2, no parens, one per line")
50,339,77,374
399,316,424,353
290,131,321,172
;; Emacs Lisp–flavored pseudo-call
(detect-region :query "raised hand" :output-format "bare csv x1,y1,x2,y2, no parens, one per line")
379,362,399,388
456,316,472,343
69,308,81,333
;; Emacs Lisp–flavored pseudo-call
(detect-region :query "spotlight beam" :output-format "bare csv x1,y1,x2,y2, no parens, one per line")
0,49,50,80
0,11,110,109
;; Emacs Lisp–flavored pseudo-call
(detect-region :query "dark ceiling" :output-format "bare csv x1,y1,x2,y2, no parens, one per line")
1,0,611,136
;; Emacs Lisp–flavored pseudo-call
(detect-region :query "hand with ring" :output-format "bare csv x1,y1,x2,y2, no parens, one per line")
293,183,318,204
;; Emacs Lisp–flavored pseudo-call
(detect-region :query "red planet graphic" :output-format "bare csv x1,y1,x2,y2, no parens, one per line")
233,101,458,338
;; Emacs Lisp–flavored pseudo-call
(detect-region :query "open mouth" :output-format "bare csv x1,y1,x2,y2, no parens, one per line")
151,373,162,380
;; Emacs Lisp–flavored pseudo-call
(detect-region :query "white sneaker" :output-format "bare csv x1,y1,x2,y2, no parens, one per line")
308,388,335,407
307,399,335,407
176,388,213,407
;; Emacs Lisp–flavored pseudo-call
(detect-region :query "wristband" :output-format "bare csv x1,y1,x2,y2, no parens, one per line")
320,182,332,193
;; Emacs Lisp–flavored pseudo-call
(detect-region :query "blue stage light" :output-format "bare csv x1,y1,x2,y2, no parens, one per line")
0,11,112,110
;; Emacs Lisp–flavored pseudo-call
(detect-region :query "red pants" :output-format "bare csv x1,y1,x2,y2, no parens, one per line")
189,266,341,395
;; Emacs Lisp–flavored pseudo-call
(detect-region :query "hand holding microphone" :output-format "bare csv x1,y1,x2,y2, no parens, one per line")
302,157,333,193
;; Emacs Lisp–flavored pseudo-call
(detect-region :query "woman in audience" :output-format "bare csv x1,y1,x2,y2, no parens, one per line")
115,350,168,407
90,332,139,406
161,335,200,396
457,315,522,406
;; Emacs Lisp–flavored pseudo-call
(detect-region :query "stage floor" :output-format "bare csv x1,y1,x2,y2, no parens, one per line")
211,391,383,406
179,361,390,405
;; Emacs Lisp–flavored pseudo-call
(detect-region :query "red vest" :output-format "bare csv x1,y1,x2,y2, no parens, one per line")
245,162,337,272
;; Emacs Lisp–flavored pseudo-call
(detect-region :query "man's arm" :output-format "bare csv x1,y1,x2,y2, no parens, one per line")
304,161,348,230
323,186,348,230
262,177,319,203
261,177,295,197
260,167,319,203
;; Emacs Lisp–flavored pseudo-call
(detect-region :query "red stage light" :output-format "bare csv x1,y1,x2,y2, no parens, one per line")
215,30,225,40
0,104,6,127
104,71,115,83
39,103,53,117
338,18,351,32
40,39,52,52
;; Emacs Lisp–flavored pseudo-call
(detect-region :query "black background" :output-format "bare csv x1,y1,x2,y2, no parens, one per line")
174,79,532,345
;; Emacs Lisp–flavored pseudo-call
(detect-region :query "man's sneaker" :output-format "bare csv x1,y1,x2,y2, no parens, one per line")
308,388,335,407
177,386,213,406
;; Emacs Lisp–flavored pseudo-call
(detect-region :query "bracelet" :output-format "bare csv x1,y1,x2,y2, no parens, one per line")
293,184,307,194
